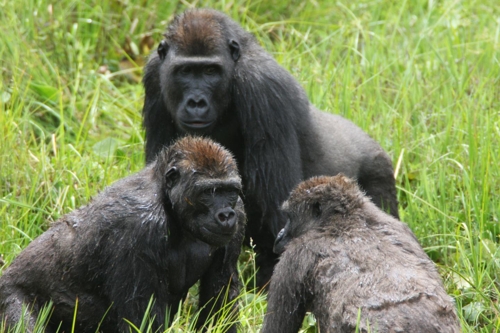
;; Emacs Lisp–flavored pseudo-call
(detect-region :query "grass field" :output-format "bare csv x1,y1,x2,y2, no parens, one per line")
1,0,499,331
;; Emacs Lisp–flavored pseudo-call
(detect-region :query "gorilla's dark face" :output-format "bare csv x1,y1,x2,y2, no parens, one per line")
165,165,243,247
273,200,304,255
273,179,331,254
274,199,322,254
157,39,240,135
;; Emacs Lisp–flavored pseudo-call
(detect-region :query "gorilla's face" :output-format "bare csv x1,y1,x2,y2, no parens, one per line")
165,165,243,247
158,40,240,135
274,181,327,255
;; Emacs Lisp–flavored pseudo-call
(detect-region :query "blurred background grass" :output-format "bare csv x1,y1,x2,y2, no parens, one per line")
1,0,499,331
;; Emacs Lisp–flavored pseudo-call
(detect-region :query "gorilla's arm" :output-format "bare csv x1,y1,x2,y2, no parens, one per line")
261,244,316,333
103,235,169,332
108,260,168,332
233,56,311,236
142,54,176,164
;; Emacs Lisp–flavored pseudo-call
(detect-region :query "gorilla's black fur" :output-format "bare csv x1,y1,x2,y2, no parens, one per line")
262,175,460,333
0,136,245,333
142,9,399,285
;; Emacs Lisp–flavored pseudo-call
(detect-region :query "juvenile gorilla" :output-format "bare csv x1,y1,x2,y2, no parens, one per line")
262,175,460,333
0,136,245,333
143,9,399,285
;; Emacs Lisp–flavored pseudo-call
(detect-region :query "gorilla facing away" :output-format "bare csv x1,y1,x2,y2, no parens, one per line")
142,9,399,285
0,136,245,333
261,175,460,333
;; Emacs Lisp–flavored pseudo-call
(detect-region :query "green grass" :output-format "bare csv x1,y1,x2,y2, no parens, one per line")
1,0,499,331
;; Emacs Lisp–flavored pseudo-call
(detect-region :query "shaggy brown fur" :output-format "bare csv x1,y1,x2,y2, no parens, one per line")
165,10,224,56
262,175,461,333
155,135,238,179
0,136,245,333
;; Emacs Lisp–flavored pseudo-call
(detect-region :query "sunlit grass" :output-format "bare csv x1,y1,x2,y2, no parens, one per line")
1,0,499,331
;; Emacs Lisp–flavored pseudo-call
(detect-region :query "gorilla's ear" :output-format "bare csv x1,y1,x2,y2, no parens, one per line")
228,39,240,62
158,40,169,60
312,202,322,218
165,167,179,189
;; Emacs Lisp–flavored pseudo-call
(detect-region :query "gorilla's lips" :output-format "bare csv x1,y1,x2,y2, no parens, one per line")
180,120,214,130
186,121,212,128
200,226,236,245
201,226,235,237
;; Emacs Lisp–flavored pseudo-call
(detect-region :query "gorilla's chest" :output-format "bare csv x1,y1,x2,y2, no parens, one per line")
165,240,215,295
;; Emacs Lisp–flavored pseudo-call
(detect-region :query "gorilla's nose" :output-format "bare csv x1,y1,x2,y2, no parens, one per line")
186,97,209,117
215,207,237,230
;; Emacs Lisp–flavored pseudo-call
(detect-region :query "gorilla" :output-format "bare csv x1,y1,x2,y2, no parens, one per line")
142,8,399,285
261,175,460,333
0,136,245,333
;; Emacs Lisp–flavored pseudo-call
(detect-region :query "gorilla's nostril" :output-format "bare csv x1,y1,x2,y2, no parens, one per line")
218,212,227,222
216,209,236,226
197,99,208,108
187,99,197,108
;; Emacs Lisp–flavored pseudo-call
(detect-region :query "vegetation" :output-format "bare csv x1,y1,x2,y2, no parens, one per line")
1,0,499,331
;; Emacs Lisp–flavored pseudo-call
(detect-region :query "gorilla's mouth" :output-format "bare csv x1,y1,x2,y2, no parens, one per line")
201,226,235,237
182,121,213,129
200,226,235,245
189,122,211,128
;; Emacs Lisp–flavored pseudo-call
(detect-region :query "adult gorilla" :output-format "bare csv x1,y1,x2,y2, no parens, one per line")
142,9,398,285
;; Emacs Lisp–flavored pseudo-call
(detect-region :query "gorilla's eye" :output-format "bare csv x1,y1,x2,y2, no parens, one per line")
204,66,216,75
180,66,192,74
165,167,180,189
203,188,215,195
225,191,239,207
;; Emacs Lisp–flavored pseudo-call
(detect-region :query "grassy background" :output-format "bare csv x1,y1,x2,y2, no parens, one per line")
1,0,499,331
